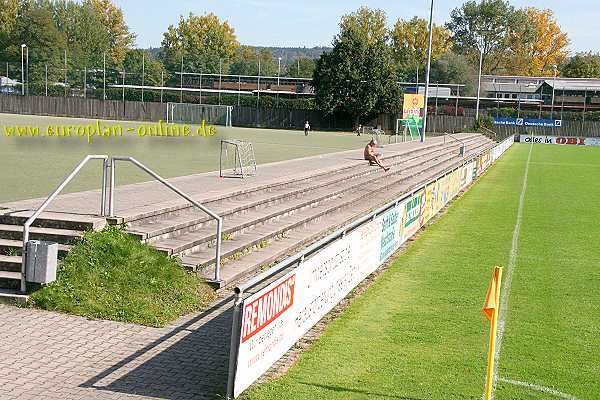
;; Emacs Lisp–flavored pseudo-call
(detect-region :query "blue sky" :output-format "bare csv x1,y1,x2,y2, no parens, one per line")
114,0,600,53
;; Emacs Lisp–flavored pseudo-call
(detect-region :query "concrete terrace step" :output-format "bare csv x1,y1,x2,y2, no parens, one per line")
0,239,71,256
117,134,482,226
200,142,496,286
128,136,484,244
150,138,488,257
0,210,106,231
0,255,22,272
0,224,84,245
182,138,494,272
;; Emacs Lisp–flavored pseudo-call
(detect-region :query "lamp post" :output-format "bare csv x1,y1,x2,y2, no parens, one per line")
21,44,26,95
475,37,485,121
277,57,281,105
551,64,557,119
421,0,435,142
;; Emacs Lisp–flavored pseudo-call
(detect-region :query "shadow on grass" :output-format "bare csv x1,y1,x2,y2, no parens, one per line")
299,382,426,400
80,295,234,399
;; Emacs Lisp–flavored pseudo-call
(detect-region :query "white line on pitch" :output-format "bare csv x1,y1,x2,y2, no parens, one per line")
498,377,579,400
489,142,534,399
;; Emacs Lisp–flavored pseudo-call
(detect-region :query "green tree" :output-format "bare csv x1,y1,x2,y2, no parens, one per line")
229,46,276,76
3,6,67,83
561,53,600,78
0,0,19,51
391,16,452,80
88,0,135,65
313,7,399,124
430,52,477,96
284,57,315,78
161,12,239,74
447,0,530,74
123,49,166,86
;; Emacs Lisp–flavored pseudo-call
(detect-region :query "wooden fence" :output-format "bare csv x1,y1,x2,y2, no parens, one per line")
2,94,600,138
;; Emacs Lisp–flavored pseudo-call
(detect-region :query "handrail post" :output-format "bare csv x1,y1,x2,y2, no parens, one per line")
101,158,108,216
20,155,108,293
109,160,116,217
215,217,223,281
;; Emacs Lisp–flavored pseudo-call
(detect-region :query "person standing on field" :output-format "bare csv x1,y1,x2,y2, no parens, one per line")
304,120,311,136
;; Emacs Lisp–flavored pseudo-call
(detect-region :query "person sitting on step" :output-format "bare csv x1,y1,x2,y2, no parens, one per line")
364,139,390,171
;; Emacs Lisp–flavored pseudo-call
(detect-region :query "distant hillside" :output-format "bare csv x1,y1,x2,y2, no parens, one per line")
144,46,330,61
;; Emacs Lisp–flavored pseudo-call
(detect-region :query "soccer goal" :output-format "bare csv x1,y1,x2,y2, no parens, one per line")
220,139,257,178
166,103,233,127
393,119,421,143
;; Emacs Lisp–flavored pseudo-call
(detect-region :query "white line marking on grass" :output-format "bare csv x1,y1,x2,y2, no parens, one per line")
490,143,534,399
498,377,579,400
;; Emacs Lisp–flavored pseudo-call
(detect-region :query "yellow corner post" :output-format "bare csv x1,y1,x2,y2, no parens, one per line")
483,266,503,400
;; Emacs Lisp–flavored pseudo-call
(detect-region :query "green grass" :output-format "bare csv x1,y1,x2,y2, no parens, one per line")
29,225,215,327
244,144,600,400
0,113,367,203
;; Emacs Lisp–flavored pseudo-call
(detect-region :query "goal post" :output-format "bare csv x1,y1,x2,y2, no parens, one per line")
166,103,233,127
220,139,257,178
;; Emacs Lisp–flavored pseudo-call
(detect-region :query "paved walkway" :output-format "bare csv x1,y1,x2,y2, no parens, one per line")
0,296,233,400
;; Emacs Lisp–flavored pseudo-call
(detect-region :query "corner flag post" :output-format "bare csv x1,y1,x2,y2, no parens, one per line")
483,266,503,400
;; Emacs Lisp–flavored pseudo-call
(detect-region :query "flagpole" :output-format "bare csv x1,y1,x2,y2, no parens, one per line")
484,266,503,400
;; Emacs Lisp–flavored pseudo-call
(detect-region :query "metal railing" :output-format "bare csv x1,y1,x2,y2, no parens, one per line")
108,156,223,282
443,133,466,156
20,155,109,292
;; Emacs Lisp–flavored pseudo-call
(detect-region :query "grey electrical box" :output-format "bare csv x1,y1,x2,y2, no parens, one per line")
25,240,58,284
459,145,465,157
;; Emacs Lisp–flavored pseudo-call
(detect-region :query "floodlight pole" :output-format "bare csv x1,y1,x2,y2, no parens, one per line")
21,44,26,95
219,58,222,105
475,43,484,121
141,52,145,103
551,65,557,119
103,52,106,100
180,55,184,103
421,0,435,143
277,57,281,106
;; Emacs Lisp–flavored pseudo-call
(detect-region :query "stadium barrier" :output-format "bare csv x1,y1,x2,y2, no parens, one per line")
519,134,600,146
226,135,515,398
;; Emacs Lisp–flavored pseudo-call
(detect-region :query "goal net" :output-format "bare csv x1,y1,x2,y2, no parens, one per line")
166,103,233,127
220,139,257,178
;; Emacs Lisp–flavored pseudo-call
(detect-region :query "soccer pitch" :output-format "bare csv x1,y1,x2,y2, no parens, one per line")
0,113,367,203
244,144,600,400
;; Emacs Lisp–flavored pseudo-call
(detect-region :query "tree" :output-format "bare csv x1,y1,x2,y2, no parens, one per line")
161,13,239,74
123,49,166,86
3,6,67,83
87,0,135,65
313,7,399,124
508,8,569,76
430,52,478,96
447,0,529,74
284,57,315,78
561,53,600,78
229,46,276,76
391,16,452,80
0,0,19,49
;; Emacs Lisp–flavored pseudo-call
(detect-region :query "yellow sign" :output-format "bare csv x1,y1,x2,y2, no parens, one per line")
402,94,425,128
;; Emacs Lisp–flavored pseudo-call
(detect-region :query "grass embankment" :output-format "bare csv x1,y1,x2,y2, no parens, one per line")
30,226,215,327
244,144,600,400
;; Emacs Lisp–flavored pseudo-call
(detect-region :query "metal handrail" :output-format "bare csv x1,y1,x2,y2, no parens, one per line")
480,126,497,139
20,155,109,292
443,133,467,156
108,156,223,282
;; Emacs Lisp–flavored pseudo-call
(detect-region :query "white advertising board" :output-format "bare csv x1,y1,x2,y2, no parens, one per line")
230,136,515,397
518,135,600,146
